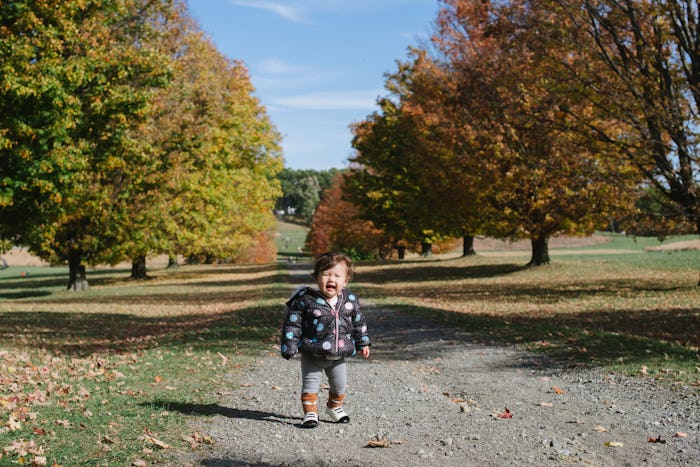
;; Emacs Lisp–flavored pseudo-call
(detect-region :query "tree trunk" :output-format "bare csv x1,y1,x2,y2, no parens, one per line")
420,242,433,256
130,256,149,280
67,252,89,291
167,254,179,269
528,235,550,266
462,235,476,256
397,245,406,259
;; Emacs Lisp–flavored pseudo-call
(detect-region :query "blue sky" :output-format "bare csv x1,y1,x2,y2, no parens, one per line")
186,0,438,170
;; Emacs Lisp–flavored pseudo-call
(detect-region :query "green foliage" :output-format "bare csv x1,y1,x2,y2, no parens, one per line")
0,1,283,284
275,168,338,225
0,0,175,271
348,95,437,252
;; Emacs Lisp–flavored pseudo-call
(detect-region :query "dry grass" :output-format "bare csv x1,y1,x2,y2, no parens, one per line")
0,232,697,465
0,263,289,466
353,248,699,384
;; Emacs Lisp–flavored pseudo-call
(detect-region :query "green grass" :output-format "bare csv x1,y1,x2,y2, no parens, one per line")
0,232,697,464
275,220,311,261
353,237,699,385
0,263,290,466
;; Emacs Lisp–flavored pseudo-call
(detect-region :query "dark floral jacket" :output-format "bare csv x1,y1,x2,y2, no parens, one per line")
281,286,370,359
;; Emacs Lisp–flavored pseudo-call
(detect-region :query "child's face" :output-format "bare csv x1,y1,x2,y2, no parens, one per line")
316,263,349,300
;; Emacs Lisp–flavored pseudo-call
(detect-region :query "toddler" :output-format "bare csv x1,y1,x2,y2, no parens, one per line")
281,251,371,428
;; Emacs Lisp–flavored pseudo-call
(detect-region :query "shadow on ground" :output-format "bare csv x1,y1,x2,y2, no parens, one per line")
146,400,294,426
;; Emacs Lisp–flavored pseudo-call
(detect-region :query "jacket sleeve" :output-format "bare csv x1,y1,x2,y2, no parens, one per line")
350,297,370,350
280,291,305,359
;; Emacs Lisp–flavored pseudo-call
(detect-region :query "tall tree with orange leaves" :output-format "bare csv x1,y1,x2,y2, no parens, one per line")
307,173,387,259
543,0,700,235
427,0,639,265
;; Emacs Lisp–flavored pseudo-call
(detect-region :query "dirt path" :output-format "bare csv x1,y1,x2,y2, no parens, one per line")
181,265,698,466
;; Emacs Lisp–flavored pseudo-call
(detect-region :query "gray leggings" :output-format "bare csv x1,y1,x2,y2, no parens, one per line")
301,353,347,395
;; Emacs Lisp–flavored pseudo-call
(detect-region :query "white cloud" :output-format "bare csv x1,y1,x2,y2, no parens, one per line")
230,0,431,23
231,1,307,22
250,58,344,92
256,58,300,75
272,90,380,111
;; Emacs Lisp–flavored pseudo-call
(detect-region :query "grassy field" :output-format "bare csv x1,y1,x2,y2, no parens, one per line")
0,230,698,465
0,263,290,466
353,233,699,386
274,221,310,262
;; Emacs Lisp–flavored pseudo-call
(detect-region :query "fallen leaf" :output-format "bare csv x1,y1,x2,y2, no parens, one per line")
593,425,609,432
217,352,228,366
365,437,390,448
647,436,666,444
640,365,648,375
132,460,147,466
183,431,215,448
551,386,565,395
673,432,688,438
492,407,512,419
8,414,21,431
142,434,169,449
605,441,624,447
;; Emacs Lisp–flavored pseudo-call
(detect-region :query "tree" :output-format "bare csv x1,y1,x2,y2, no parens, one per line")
548,0,700,235
0,0,282,287
0,0,176,289
131,19,282,273
349,95,439,259
307,173,387,259
621,185,696,237
385,49,494,256
276,168,338,225
428,0,639,265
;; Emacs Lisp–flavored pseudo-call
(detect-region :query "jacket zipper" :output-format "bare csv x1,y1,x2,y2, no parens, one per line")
334,293,341,353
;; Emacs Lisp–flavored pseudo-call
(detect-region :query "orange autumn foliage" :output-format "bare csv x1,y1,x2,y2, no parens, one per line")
307,173,387,259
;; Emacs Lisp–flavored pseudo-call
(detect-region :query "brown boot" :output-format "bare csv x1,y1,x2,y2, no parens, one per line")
326,392,350,423
301,393,318,427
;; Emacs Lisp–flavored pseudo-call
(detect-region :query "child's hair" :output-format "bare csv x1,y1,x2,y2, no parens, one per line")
313,251,354,281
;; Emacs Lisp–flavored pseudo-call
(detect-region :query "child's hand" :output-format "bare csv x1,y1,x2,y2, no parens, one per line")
361,346,370,359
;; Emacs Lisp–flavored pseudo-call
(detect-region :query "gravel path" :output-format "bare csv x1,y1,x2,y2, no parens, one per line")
181,266,699,466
